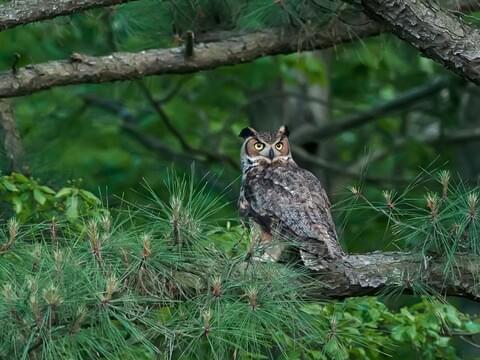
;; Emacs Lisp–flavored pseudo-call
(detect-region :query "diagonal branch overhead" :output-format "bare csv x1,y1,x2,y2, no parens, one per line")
360,0,480,85
0,0,139,32
290,77,450,144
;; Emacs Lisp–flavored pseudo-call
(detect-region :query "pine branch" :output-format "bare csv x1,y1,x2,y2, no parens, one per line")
0,1,478,100
0,0,477,97
0,0,139,32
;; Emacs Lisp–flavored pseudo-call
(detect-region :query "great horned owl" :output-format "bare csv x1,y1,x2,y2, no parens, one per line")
238,125,344,269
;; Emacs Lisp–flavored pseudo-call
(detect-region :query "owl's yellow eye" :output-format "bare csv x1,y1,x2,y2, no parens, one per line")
254,142,264,151
275,143,283,150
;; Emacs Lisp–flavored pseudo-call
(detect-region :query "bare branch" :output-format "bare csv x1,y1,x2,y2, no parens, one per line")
83,94,238,169
0,0,138,32
137,82,239,170
290,77,450,143
360,0,480,85
82,95,196,162
292,145,409,184
137,82,194,153
0,0,477,97
350,126,480,172
0,14,382,98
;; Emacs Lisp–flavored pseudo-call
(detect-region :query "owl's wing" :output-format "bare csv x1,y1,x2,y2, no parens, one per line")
244,164,343,259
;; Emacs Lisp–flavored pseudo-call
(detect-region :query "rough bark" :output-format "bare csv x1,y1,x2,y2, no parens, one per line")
311,252,480,301
0,0,138,31
360,0,480,85
0,14,382,98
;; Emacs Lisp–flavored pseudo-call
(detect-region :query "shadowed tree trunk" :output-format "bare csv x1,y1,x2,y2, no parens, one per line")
0,100,28,174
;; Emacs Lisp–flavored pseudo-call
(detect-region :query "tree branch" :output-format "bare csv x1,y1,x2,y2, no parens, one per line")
0,0,138,32
0,13,383,98
290,77,450,143
82,95,195,161
350,125,480,173
292,145,409,184
137,82,239,170
360,0,480,85
0,0,477,100
82,94,238,169
311,252,480,301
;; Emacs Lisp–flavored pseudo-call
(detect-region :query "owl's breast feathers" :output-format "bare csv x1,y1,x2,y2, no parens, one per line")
239,162,344,260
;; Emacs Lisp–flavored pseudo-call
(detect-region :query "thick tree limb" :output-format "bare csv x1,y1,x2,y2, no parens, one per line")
0,0,138,31
360,0,480,85
0,14,383,98
312,252,480,301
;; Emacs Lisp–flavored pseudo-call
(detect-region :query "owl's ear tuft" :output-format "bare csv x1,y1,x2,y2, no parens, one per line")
277,125,289,137
239,127,256,139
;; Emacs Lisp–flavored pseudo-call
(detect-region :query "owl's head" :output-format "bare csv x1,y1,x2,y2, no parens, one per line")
239,125,293,172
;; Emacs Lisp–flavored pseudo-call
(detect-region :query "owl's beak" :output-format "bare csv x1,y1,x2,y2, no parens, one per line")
268,148,274,160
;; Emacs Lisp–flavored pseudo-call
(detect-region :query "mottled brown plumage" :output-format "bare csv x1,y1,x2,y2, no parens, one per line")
238,126,344,268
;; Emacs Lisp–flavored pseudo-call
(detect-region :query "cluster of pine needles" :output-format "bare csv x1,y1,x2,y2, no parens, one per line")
1,170,480,359
0,172,328,359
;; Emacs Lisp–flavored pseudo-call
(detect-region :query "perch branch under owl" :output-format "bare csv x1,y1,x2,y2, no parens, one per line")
308,252,480,301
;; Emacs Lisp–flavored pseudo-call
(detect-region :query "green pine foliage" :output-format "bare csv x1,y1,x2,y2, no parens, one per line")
346,170,480,264
119,0,342,38
0,171,480,359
